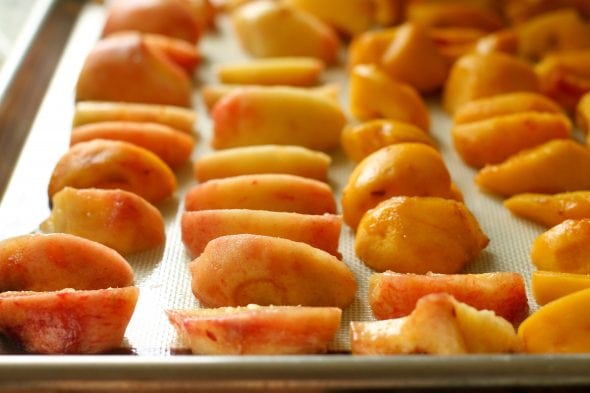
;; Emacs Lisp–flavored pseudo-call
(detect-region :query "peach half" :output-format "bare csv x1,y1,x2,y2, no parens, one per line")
167,305,341,355
190,234,357,308
48,139,176,204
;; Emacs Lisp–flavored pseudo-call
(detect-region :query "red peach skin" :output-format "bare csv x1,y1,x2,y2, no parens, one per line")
369,272,528,324
166,305,341,355
181,210,341,257
184,174,336,214
0,234,134,292
0,287,138,354
190,234,357,308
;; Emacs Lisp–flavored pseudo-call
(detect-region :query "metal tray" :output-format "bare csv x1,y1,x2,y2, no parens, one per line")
1,1,590,390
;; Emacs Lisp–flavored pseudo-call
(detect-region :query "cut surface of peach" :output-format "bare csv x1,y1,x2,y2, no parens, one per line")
0,287,138,354
532,271,590,306
0,233,133,292
518,288,590,353
369,271,527,323
284,0,372,36
190,234,357,308
216,57,324,86
167,305,341,355
182,210,341,257
504,191,590,227
184,174,336,214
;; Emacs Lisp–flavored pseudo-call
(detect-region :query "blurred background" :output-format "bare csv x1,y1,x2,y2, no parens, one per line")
0,0,39,69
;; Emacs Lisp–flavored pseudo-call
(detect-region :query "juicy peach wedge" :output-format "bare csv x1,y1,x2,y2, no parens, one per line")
473,29,518,56
48,139,176,204
405,2,503,31
185,174,336,214
351,293,522,355
532,271,590,306
0,287,138,354
231,0,341,65
341,119,435,163
518,288,590,353
0,233,133,292
430,27,487,64
216,57,324,86
72,101,196,134
76,35,192,107
285,0,372,36
42,188,165,255
504,192,590,227
348,28,396,70
476,140,590,196
70,121,194,169
531,219,590,274
212,86,345,151
181,210,341,257
167,305,341,355
190,234,357,308
194,145,330,182
369,272,528,323
577,91,590,135
349,64,430,132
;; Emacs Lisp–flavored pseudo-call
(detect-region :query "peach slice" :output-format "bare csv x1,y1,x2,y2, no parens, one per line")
351,293,522,355
443,52,539,114
190,234,357,308
216,57,324,86
576,91,590,135
194,145,330,182
76,35,192,107
341,119,435,163
372,0,403,26
184,0,216,31
429,27,487,64
531,219,590,274
284,0,372,36
0,233,133,292
103,0,200,44
349,64,430,132
211,86,345,151
42,188,165,255
475,140,590,196
48,139,176,204
72,101,196,134
184,174,336,214
181,210,341,257
348,28,396,71
342,144,455,229
231,0,341,64
355,196,488,274
166,305,341,355
474,29,518,56
369,271,528,323
518,287,590,353
532,270,590,306
503,0,590,24
0,287,138,354
504,192,590,227
70,121,194,170
405,2,503,31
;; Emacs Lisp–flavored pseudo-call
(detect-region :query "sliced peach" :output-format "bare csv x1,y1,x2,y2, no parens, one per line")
429,27,487,64
518,287,590,353
181,209,341,257
532,271,590,306
211,86,345,151
76,35,192,107
475,140,590,196
504,192,590,227
355,196,488,274
349,64,430,132
166,305,341,355
103,0,200,44
0,287,138,354
348,28,396,71
531,219,590,274
70,121,194,170
405,2,503,31
42,188,165,255
231,1,341,65
474,29,518,56
372,0,403,26
576,91,590,135
72,101,196,134
504,0,590,24
284,0,372,36
184,0,216,31
351,293,521,355
48,140,176,204
369,271,528,323
0,233,133,292
184,174,336,214
216,57,324,86
194,145,330,182
452,112,571,168
443,52,539,114
189,234,357,308
342,144,455,229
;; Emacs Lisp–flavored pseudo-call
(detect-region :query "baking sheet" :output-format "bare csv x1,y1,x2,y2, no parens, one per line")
1,1,590,389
